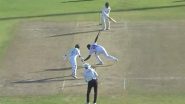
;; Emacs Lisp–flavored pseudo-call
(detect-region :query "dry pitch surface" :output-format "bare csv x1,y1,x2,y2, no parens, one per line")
0,20,185,96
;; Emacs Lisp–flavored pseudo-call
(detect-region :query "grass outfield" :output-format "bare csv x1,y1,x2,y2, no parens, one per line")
1,0,185,103
0,94,185,104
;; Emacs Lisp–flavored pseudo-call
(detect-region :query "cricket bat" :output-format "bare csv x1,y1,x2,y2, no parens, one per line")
108,16,117,23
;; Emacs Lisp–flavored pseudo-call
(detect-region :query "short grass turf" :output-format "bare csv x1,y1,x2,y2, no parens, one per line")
1,94,185,104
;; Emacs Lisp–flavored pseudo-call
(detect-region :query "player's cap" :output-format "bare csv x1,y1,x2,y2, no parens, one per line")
105,2,109,7
83,63,91,69
87,44,91,49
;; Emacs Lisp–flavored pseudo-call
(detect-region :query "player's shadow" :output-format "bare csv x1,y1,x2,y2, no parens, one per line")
1,4,185,21
45,67,72,71
12,75,83,84
61,0,94,3
48,29,101,37
91,64,114,69
44,66,83,72
173,0,185,2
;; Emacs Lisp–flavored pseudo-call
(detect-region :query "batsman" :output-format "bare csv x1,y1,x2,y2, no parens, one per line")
101,2,116,30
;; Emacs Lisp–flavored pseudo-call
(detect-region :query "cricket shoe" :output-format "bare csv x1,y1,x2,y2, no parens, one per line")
102,28,106,31
115,58,118,62
72,75,78,79
96,62,103,65
106,28,110,30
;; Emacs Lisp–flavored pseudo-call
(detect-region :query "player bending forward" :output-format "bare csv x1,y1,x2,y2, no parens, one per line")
84,31,118,65
64,44,84,79
83,63,98,104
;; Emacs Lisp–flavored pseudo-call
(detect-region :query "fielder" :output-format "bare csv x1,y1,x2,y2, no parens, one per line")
84,31,118,65
83,63,98,104
64,44,84,79
101,2,111,30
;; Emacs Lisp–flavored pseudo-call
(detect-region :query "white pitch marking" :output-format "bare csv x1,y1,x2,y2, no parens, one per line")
123,78,126,90
61,80,65,91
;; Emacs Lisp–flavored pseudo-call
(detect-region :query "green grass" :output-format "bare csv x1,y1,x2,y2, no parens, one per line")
125,94,185,104
0,0,185,21
1,94,185,104
0,20,17,61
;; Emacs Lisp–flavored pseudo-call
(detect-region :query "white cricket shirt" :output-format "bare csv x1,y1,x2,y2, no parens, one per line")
89,43,105,55
69,48,81,59
102,6,111,17
84,68,98,82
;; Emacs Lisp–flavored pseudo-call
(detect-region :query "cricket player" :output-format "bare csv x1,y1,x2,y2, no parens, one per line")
64,44,84,79
84,31,118,65
83,63,98,104
101,2,111,30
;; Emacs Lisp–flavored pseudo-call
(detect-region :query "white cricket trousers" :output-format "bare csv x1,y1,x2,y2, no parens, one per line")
69,56,77,76
101,15,110,30
95,48,118,63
